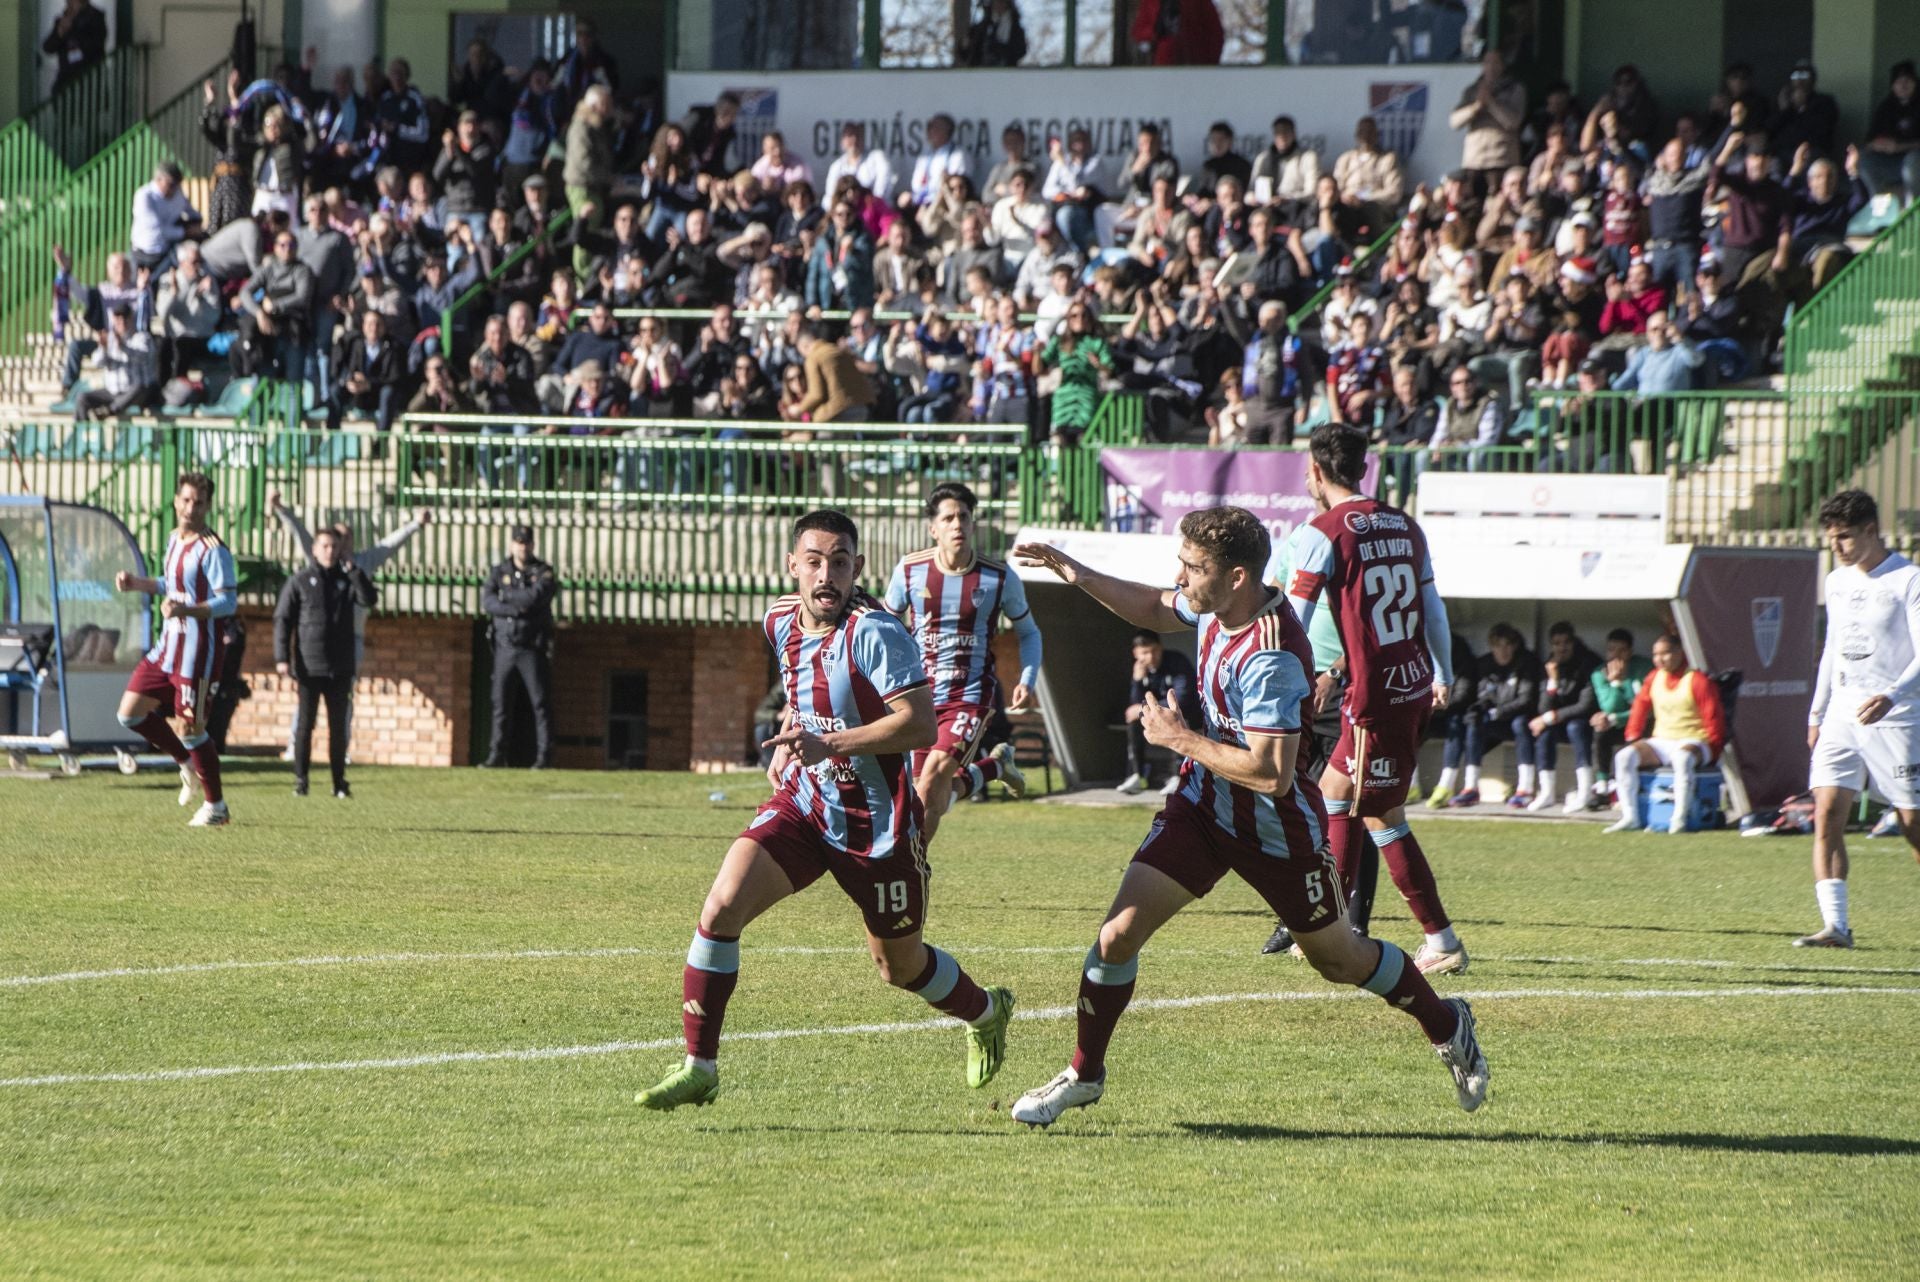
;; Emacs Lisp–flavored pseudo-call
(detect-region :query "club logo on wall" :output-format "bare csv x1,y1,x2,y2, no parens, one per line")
726,87,779,160
1579,551,1602,578
1750,597,1783,669
1369,82,1428,160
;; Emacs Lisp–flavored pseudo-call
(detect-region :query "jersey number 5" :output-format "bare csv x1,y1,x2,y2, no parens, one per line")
1364,563,1421,646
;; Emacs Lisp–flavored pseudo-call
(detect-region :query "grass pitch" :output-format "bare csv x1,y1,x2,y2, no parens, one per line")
3,764,1919,1280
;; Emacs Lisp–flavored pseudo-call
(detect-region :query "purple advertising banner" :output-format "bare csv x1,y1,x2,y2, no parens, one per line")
1678,548,1821,810
1099,449,1380,543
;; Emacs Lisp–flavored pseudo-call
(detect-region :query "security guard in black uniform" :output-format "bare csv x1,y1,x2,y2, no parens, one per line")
482,524,558,768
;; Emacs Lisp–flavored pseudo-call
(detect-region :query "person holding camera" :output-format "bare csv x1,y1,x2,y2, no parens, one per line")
275,527,377,798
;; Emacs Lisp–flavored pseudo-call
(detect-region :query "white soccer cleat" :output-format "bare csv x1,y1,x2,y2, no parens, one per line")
989,742,1027,799
188,801,230,828
1115,773,1146,795
1604,814,1642,834
1159,774,1181,796
1415,941,1469,976
1435,997,1489,1113
1011,1068,1105,1128
1792,925,1854,948
1526,789,1557,813
178,764,197,806
1563,793,1590,815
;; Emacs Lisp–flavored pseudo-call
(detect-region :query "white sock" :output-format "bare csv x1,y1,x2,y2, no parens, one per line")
1463,764,1482,791
687,1054,717,1074
1815,879,1849,932
1574,766,1595,800
1426,927,1461,951
1436,766,1458,792
966,989,1000,1027
1517,764,1538,794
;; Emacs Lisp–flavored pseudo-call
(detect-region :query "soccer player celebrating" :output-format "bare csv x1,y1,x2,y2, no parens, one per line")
884,482,1042,844
635,510,1014,1111
1799,490,1920,947
1604,634,1727,834
1271,425,1469,975
113,471,236,828
1006,507,1488,1127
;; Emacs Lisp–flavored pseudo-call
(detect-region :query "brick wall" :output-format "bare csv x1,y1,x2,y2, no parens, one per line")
225,607,472,767
689,626,775,772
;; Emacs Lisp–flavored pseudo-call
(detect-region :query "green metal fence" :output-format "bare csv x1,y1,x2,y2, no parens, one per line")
1783,198,1920,395
439,207,575,350
0,45,150,233
1288,215,1404,337
0,58,227,361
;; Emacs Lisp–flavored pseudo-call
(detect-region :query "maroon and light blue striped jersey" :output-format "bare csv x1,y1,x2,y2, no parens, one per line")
145,530,238,680
1171,588,1327,859
762,590,930,861
884,551,1041,706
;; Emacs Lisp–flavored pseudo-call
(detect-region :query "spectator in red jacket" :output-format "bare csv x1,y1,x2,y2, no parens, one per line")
1598,255,1668,339
1130,0,1223,66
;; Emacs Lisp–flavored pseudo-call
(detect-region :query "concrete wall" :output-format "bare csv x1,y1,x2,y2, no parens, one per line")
1564,0,1726,135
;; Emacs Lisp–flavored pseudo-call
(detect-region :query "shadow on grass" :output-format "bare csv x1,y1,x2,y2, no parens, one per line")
1451,917,1797,941
1173,1122,1920,1156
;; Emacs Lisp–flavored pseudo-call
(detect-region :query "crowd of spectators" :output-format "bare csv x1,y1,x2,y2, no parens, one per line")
46,33,1920,489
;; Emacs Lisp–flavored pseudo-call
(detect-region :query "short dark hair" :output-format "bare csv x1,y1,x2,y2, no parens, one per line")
1308,423,1368,489
1271,114,1296,132
1652,632,1682,653
176,471,214,501
1131,630,1163,648
1818,489,1878,530
794,508,859,549
1208,120,1234,136
1177,506,1270,574
1488,622,1525,649
926,482,977,518
1549,620,1576,639
1606,627,1634,648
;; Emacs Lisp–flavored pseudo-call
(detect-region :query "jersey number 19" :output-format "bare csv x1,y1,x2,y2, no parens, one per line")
1364,563,1421,646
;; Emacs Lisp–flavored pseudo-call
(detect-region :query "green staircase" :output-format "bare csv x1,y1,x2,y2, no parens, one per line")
0,45,150,232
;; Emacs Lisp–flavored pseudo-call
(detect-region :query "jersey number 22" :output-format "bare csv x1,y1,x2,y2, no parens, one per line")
1364,563,1420,646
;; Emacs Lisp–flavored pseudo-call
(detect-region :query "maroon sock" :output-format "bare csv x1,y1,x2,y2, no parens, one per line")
185,736,223,804
1362,940,1459,1044
132,713,190,763
952,756,1002,802
1378,827,1449,933
682,928,740,1061
1068,949,1137,1081
1329,805,1362,904
905,945,991,1022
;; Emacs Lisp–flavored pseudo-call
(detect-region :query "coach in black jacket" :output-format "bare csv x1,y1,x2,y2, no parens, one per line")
276,527,377,797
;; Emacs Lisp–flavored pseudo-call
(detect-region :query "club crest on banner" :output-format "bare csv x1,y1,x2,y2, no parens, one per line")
1370,82,1429,159
1750,597,1783,668
1579,551,1603,577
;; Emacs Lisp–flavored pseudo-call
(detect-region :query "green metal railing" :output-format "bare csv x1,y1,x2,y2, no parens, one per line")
439,208,575,352
1783,198,1920,394
0,45,150,232
0,58,227,361
1036,389,1147,527
1288,215,1404,337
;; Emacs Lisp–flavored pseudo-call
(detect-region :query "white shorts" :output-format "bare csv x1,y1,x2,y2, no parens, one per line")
1809,718,1920,809
1624,738,1712,770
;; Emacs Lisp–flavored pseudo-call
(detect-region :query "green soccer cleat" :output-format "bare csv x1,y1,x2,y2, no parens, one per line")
635,1061,719,1111
966,986,1015,1088
1425,786,1453,810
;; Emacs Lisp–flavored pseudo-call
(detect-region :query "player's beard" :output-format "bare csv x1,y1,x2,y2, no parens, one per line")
800,584,851,629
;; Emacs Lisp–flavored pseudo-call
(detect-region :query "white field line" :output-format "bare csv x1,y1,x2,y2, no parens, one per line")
3,984,1917,1090
4,947,1918,991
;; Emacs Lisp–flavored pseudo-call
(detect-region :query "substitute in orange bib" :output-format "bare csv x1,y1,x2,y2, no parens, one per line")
1605,634,1727,834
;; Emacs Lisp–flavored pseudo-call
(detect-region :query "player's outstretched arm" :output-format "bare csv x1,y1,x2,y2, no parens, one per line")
1011,542,1184,632
114,570,161,596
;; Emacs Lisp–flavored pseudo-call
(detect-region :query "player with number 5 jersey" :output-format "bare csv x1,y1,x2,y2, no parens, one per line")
634,510,1014,1114
884,482,1042,847
1005,506,1487,1128
1281,424,1469,976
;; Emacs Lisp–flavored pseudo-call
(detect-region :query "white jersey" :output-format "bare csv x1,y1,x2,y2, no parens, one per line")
1811,552,1920,729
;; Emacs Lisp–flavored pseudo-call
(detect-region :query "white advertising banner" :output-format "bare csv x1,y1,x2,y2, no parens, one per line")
1415,473,1681,601
668,65,1483,192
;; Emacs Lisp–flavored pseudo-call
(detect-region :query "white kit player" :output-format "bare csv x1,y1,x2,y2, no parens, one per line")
1801,491,1920,947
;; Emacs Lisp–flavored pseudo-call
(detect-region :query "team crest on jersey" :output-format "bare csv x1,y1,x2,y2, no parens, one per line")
1750,597,1782,668
970,585,990,609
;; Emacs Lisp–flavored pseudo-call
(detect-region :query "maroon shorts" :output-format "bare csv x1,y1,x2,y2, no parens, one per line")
125,656,210,727
1132,796,1344,934
931,701,995,764
1329,708,1429,818
741,799,930,939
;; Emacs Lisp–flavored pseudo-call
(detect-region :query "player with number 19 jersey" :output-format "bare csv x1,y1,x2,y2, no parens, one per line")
1286,495,1451,814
